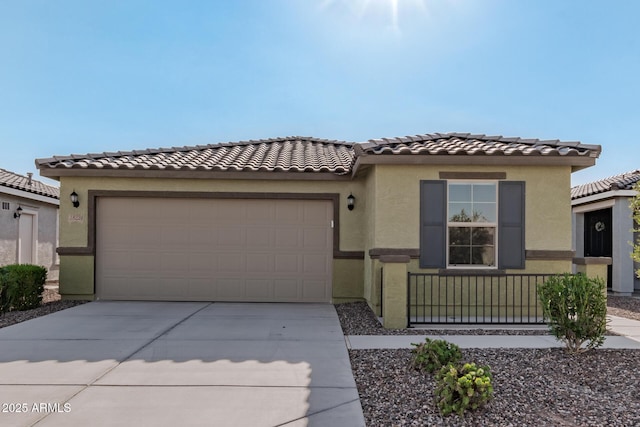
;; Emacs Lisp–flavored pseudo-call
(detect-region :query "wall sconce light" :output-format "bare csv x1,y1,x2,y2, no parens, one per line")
14,206,22,219
347,193,355,211
70,191,80,208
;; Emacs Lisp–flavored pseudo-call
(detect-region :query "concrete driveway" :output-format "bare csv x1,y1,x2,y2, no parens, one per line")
0,302,365,427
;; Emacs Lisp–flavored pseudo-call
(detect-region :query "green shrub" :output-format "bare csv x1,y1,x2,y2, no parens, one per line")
0,274,8,314
0,264,47,313
410,338,462,373
537,273,607,354
435,362,493,416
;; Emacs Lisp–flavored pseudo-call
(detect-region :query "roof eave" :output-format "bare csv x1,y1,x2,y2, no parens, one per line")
37,168,354,181
0,186,60,205
571,189,638,206
353,154,598,168
571,162,596,173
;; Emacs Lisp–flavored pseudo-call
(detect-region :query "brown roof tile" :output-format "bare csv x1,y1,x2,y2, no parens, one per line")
358,132,600,158
571,169,640,199
0,168,60,199
36,132,601,177
36,137,356,175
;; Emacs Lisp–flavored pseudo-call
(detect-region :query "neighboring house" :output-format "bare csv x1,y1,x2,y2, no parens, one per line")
571,170,640,295
36,133,601,326
0,168,60,281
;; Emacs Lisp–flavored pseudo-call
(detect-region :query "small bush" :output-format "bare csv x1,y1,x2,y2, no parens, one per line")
0,264,47,313
537,273,607,354
435,362,493,416
410,338,462,373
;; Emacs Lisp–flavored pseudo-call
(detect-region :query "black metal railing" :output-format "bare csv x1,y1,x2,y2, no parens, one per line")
407,273,556,325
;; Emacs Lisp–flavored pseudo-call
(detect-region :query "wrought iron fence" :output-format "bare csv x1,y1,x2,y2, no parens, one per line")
407,272,556,325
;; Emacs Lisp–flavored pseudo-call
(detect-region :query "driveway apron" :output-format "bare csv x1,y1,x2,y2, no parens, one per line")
0,301,365,427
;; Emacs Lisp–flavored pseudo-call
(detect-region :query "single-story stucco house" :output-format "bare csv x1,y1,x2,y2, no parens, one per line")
36,133,602,327
0,168,60,281
571,170,640,295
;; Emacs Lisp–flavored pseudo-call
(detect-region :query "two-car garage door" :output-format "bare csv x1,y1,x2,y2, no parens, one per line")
95,197,333,302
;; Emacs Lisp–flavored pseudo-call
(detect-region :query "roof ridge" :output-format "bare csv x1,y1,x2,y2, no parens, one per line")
35,136,356,165
362,132,598,152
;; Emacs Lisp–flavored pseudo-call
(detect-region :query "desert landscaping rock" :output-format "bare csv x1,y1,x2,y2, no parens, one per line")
607,295,640,322
339,296,640,426
350,347,640,426
336,301,551,336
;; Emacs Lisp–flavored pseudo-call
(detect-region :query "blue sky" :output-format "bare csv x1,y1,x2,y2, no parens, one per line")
1,0,638,186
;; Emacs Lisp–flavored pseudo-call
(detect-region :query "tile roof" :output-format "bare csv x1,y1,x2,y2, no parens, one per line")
35,137,355,174
35,132,600,177
0,168,60,199
358,132,600,158
571,169,640,200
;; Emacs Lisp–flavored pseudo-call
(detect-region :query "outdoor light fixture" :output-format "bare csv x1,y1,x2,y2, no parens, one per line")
14,206,22,219
70,191,80,208
347,193,355,211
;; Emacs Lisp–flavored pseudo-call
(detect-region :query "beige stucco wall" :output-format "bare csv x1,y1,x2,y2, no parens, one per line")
361,168,377,306
59,255,94,299
367,257,383,313
56,163,576,308
362,164,575,312
60,176,365,249
58,176,366,300
332,258,364,302
368,164,572,250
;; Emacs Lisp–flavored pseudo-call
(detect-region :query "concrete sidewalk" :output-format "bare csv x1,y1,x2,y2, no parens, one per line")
345,315,640,350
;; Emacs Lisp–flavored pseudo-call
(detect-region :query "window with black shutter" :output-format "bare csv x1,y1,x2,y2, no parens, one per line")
420,180,525,270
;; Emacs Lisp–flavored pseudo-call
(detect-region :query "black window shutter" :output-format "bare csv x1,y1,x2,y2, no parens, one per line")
498,181,525,269
420,180,446,268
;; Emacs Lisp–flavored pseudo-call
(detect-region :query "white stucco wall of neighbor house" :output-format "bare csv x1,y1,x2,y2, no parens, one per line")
572,195,639,295
0,193,59,282
612,198,638,294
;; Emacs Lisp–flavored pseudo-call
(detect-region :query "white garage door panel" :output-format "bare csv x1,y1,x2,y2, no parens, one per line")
96,198,333,302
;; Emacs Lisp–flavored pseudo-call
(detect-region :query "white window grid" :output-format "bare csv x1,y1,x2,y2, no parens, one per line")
446,181,498,269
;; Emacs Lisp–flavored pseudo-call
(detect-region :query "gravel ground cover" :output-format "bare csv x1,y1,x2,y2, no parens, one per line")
351,347,640,427
339,296,640,426
607,295,640,321
335,301,552,336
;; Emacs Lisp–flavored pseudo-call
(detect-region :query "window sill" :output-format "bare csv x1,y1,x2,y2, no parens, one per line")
438,268,506,276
